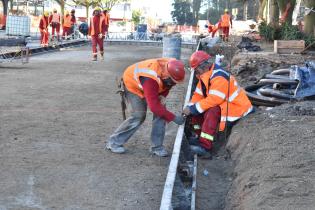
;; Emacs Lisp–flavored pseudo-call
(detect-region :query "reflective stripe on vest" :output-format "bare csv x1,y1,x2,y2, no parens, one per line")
133,63,160,89
208,89,226,100
90,16,104,36
221,106,253,122
195,87,203,95
200,132,214,141
52,13,60,23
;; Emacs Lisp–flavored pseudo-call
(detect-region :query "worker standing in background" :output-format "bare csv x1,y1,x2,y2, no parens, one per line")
106,59,186,157
39,11,49,47
70,9,76,38
102,9,110,38
62,11,72,39
183,51,253,157
88,7,106,61
49,9,61,41
220,9,232,41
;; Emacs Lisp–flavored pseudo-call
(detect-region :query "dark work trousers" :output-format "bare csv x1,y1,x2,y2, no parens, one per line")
108,90,166,150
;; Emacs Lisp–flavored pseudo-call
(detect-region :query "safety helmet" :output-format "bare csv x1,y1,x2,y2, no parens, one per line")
189,51,211,69
65,10,69,15
53,8,57,12
224,8,229,12
94,7,101,11
43,11,49,17
166,59,185,83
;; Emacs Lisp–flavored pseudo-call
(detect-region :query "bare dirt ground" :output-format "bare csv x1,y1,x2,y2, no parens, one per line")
0,44,193,210
196,43,315,210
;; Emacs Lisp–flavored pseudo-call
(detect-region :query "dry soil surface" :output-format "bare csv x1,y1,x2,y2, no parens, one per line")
0,44,193,210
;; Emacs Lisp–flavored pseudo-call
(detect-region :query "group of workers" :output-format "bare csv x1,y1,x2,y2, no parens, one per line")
106,49,253,158
207,9,233,41
38,6,110,59
39,9,77,47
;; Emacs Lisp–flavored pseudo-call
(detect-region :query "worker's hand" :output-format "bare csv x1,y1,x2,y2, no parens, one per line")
98,33,103,39
173,115,185,125
159,95,166,106
182,106,191,116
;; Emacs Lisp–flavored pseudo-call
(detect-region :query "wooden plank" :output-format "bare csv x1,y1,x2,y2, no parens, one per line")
274,40,305,54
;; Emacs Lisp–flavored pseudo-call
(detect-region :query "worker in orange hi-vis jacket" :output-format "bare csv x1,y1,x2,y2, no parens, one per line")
49,8,61,41
89,7,106,61
39,11,50,47
62,11,72,39
102,9,110,37
220,9,233,42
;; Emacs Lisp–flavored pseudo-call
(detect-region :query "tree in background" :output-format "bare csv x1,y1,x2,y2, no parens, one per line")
53,0,66,20
304,0,315,36
71,0,98,19
132,9,141,26
192,0,202,25
171,0,193,25
97,0,129,10
277,0,296,24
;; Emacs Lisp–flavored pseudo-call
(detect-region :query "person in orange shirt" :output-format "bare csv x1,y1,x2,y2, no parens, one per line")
88,7,106,61
220,9,232,41
49,9,61,41
39,11,49,47
102,9,110,37
62,11,72,39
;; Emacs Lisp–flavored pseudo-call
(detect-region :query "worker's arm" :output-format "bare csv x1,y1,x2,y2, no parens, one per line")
189,77,228,115
88,18,92,36
140,77,175,122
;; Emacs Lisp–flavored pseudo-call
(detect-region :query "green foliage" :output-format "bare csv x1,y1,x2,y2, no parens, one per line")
259,21,315,46
132,10,141,25
171,0,193,25
258,21,276,41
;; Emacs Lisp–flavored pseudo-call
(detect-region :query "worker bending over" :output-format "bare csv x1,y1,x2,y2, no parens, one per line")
220,9,232,41
183,51,253,156
39,11,49,47
89,7,106,61
106,58,186,157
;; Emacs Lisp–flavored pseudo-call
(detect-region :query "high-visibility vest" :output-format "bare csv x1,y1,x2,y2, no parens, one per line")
221,14,231,27
51,13,60,23
90,16,105,36
123,58,171,98
63,15,72,27
189,64,253,131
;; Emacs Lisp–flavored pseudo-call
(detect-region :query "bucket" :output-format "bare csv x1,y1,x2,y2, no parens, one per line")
163,35,181,60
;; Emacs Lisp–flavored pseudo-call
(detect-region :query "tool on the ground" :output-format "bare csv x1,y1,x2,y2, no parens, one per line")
116,77,127,120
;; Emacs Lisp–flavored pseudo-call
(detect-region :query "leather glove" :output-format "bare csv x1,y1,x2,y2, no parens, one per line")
182,106,191,116
173,115,185,125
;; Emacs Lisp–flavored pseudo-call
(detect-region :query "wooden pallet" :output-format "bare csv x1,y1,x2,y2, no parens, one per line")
274,40,305,54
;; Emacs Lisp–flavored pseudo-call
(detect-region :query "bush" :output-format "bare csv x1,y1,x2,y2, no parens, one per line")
259,21,315,46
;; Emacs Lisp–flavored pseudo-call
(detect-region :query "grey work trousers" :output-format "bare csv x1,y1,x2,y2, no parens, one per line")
108,90,166,149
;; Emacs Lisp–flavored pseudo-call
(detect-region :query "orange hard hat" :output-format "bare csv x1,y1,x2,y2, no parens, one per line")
189,51,211,69
167,59,185,83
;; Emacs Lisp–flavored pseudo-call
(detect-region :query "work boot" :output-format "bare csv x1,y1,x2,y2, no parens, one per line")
150,146,169,157
100,53,104,60
92,56,97,61
190,145,212,159
106,142,126,154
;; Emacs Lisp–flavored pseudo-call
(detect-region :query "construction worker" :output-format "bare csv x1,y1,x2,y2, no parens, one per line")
106,58,186,157
39,11,49,47
102,9,110,37
70,9,76,38
182,51,253,156
62,11,72,39
88,7,106,61
49,8,60,41
220,9,232,41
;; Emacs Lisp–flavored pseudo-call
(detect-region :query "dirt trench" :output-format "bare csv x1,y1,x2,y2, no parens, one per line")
0,44,194,210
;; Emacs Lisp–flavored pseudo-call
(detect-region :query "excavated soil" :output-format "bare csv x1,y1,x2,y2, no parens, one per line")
0,44,194,210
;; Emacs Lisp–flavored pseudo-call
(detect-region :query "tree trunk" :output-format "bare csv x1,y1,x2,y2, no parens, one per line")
86,6,89,20
258,0,267,21
277,0,296,24
2,0,8,15
60,1,64,24
243,0,248,20
269,0,279,26
304,0,315,36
